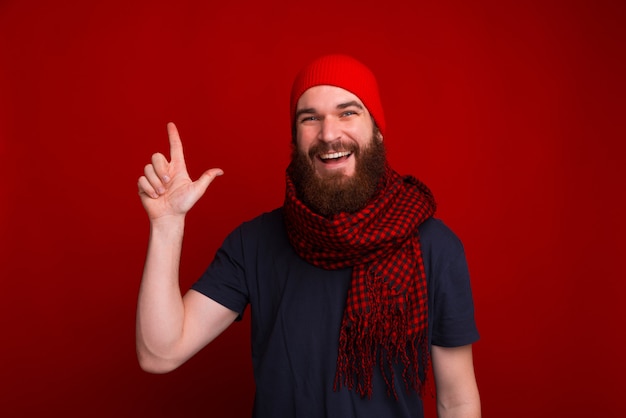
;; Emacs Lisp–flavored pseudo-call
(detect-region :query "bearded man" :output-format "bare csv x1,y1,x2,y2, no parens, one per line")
136,54,481,418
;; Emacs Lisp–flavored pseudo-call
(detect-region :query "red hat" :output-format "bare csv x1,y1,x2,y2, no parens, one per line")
290,54,386,136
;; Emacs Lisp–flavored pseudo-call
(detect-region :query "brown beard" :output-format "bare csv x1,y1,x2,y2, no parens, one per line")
289,130,386,217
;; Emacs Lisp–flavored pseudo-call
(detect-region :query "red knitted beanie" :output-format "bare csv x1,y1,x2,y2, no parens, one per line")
290,54,386,136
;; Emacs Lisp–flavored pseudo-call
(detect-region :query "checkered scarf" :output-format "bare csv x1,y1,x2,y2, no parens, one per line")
284,164,436,399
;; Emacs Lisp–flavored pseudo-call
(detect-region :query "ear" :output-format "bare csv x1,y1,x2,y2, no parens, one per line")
371,116,383,142
376,128,383,143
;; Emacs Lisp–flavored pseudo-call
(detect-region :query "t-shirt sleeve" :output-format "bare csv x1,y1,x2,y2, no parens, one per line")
190,226,249,319
428,222,480,347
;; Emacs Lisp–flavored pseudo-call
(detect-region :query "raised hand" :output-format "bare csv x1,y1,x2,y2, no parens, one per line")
137,122,223,221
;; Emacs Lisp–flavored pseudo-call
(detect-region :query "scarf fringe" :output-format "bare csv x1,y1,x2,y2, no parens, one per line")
333,272,431,399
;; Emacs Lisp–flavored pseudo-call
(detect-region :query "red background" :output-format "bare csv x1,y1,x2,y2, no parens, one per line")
1,0,624,416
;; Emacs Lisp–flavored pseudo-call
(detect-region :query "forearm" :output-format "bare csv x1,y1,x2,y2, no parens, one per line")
136,216,187,371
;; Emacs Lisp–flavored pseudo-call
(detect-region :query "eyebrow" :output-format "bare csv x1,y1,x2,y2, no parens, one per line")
295,101,364,120
295,108,316,120
337,101,364,110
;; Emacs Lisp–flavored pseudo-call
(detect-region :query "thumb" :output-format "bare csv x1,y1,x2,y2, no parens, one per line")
192,168,224,196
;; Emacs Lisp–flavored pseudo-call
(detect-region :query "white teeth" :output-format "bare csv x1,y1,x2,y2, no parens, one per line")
320,151,351,160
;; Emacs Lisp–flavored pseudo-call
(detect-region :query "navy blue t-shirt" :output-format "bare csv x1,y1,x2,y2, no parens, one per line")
192,208,478,418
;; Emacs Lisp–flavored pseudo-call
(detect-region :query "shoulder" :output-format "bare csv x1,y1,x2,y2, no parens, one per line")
237,207,285,236
418,217,468,278
222,208,288,254
418,217,465,255
241,207,283,226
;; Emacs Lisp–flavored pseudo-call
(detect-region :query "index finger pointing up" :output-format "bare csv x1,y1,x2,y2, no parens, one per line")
167,122,185,163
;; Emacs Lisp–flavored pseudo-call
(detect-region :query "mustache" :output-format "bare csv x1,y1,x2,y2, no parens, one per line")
307,141,359,159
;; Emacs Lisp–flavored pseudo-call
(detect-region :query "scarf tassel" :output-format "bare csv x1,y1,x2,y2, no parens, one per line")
333,273,430,399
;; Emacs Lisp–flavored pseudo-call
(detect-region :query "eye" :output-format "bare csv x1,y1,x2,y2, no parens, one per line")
340,110,358,118
299,115,319,123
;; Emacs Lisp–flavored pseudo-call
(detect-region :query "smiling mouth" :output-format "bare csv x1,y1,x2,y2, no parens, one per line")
318,151,352,163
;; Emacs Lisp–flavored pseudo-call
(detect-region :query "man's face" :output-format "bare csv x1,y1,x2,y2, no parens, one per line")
294,85,381,180
290,85,386,216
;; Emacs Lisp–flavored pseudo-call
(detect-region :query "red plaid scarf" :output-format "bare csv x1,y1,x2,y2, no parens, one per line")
283,164,436,399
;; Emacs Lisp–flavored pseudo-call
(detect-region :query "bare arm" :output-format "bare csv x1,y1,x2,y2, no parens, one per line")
135,122,237,373
431,344,481,418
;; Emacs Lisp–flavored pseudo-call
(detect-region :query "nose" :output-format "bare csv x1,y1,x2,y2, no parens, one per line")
319,117,341,143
